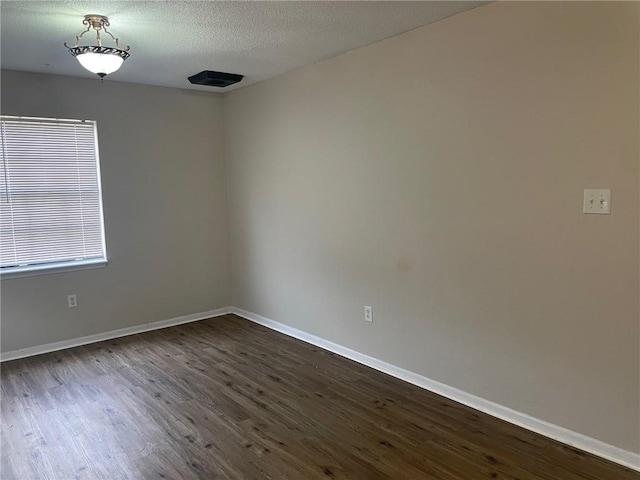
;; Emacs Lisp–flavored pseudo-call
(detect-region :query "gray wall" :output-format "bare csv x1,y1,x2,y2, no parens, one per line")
0,71,231,351
223,2,639,453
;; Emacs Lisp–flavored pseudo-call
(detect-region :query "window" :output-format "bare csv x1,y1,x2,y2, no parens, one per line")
0,116,107,278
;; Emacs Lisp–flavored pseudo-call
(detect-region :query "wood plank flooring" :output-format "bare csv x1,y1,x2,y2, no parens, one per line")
1,314,638,479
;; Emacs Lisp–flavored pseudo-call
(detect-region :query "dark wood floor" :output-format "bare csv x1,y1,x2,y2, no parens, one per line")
1,314,637,479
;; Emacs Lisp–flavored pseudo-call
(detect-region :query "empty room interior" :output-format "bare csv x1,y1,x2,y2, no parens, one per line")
1,1,638,478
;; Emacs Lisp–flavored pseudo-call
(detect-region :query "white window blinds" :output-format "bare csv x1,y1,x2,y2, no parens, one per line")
0,116,107,275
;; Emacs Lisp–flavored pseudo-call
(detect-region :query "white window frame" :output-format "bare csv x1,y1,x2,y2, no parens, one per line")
0,116,108,279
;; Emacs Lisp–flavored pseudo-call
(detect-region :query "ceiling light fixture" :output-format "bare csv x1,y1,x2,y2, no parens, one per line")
64,14,130,79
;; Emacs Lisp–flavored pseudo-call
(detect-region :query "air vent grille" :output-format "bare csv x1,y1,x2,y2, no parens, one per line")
188,70,243,88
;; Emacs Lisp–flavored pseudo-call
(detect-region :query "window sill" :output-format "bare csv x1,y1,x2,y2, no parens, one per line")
0,259,108,280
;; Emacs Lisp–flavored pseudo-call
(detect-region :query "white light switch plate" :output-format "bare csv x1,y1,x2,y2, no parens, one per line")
583,189,611,214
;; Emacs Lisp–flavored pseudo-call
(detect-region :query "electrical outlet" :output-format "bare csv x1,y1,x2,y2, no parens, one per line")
583,189,611,214
364,305,373,323
67,294,77,308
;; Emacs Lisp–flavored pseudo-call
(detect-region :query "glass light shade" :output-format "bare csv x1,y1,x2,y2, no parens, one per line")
76,52,124,77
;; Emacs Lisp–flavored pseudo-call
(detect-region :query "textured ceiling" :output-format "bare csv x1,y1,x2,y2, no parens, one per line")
1,1,486,93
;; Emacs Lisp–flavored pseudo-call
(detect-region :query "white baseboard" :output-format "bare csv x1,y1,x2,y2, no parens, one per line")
0,307,232,362
2,305,637,471
231,307,640,472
